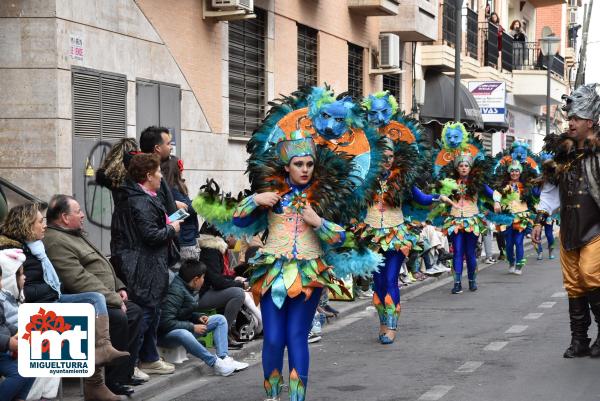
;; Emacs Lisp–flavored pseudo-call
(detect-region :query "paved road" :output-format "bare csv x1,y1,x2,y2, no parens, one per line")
171,253,600,401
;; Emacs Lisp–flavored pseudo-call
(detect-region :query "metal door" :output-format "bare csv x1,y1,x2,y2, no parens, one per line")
136,79,181,156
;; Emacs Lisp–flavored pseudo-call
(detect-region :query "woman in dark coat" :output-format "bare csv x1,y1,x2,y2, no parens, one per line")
118,153,182,374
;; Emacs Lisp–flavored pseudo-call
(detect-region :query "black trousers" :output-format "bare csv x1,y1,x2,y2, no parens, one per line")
105,300,143,385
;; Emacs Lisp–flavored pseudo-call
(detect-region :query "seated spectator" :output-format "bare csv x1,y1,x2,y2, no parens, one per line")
158,259,248,376
42,194,145,397
0,203,129,401
116,153,181,376
198,224,246,348
0,250,34,401
161,156,200,263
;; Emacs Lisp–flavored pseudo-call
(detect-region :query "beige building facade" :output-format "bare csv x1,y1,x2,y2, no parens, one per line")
1,0,437,251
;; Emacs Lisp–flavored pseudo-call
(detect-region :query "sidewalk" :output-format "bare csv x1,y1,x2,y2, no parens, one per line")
57,236,541,401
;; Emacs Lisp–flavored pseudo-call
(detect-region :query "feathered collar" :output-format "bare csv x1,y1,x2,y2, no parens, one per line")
436,156,492,201
544,132,600,166
374,141,426,208
247,145,356,225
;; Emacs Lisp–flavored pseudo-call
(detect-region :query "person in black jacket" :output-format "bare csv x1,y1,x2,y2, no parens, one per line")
118,153,182,375
197,224,246,347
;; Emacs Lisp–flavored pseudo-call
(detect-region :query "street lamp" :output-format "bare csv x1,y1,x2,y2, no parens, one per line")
540,35,560,136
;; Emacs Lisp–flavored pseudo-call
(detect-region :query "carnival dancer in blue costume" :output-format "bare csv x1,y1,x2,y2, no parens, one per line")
431,123,501,294
359,92,439,343
491,160,540,274
229,129,368,401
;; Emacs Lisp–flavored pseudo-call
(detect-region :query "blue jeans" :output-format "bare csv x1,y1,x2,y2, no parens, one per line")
158,315,228,366
59,292,108,316
138,306,161,363
0,353,34,400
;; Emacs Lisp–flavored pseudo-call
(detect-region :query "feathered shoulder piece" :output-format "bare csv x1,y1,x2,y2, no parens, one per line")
532,156,559,186
543,132,600,165
192,179,259,237
248,144,357,225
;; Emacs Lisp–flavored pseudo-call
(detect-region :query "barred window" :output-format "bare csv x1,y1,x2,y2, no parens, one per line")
297,24,318,88
228,8,266,137
383,74,401,102
348,43,364,99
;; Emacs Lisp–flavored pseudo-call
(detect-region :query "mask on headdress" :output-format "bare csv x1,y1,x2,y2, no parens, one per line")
508,160,523,173
308,88,360,140
276,130,316,165
562,84,600,122
453,151,474,168
363,91,398,128
442,122,469,150
510,142,529,164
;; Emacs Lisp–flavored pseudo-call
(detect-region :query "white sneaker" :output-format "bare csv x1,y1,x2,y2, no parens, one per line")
133,366,150,382
311,320,322,335
508,266,516,274
213,357,236,376
514,268,523,275
308,332,322,343
485,257,495,264
362,289,374,297
223,356,249,371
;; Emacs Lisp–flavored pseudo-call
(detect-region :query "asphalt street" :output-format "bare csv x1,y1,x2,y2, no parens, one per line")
170,252,600,401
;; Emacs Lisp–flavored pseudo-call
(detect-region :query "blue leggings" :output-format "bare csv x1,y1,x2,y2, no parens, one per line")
372,250,404,329
505,227,526,265
536,223,555,252
451,232,478,281
261,288,322,401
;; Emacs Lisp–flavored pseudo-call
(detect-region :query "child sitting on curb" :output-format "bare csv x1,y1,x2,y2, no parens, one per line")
158,259,249,376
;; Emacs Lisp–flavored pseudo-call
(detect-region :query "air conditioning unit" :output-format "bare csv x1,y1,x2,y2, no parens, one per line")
212,0,253,12
378,33,400,69
415,79,426,106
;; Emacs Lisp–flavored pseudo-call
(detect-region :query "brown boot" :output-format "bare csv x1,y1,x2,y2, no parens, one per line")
95,315,129,366
84,369,121,401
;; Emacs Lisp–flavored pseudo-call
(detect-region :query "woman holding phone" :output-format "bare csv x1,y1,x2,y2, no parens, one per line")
162,156,200,262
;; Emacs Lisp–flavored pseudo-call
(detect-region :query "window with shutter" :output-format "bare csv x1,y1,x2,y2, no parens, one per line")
72,68,127,140
348,43,364,99
298,24,318,88
228,7,266,137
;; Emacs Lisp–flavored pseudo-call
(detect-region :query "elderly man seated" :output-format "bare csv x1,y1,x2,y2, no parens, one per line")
42,194,144,398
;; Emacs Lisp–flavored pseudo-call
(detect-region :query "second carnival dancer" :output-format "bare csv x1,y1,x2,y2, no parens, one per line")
533,83,600,358
533,152,559,260
491,159,539,275
431,122,501,294
359,92,442,343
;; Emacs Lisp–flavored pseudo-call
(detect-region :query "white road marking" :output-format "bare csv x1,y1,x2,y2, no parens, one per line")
524,313,544,320
551,292,567,298
484,341,509,351
418,385,454,400
538,301,556,308
505,325,528,334
455,361,484,373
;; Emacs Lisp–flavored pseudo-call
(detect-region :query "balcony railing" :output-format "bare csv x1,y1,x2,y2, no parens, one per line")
481,21,499,69
466,8,478,59
512,42,565,77
442,0,457,46
501,32,513,72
